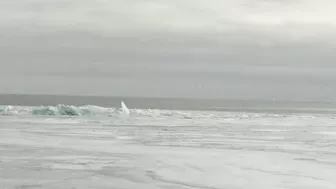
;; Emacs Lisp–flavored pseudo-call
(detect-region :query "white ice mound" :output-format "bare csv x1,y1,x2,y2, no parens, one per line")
121,101,130,115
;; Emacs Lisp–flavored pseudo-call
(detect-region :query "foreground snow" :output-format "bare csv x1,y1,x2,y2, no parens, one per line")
0,110,336,189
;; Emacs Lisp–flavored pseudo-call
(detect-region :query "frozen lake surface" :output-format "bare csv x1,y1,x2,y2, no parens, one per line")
0,105,336,189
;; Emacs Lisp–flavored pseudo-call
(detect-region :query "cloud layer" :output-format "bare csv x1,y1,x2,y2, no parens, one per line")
1,0,335,40
0,0,335,100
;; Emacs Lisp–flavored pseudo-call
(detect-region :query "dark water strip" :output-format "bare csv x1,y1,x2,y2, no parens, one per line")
0,94,336,114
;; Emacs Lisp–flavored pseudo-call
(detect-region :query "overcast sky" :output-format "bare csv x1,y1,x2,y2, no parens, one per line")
0,0,336,101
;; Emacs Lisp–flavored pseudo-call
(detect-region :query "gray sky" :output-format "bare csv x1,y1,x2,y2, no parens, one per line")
0,0,336,101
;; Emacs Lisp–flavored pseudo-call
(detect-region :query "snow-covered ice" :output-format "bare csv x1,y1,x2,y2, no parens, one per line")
0,105,336,189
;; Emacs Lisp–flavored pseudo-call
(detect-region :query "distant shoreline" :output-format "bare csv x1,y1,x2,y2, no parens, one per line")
0,94,336,114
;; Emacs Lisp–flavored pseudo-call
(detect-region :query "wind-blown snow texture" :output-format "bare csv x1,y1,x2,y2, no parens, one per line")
0,104,336,189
